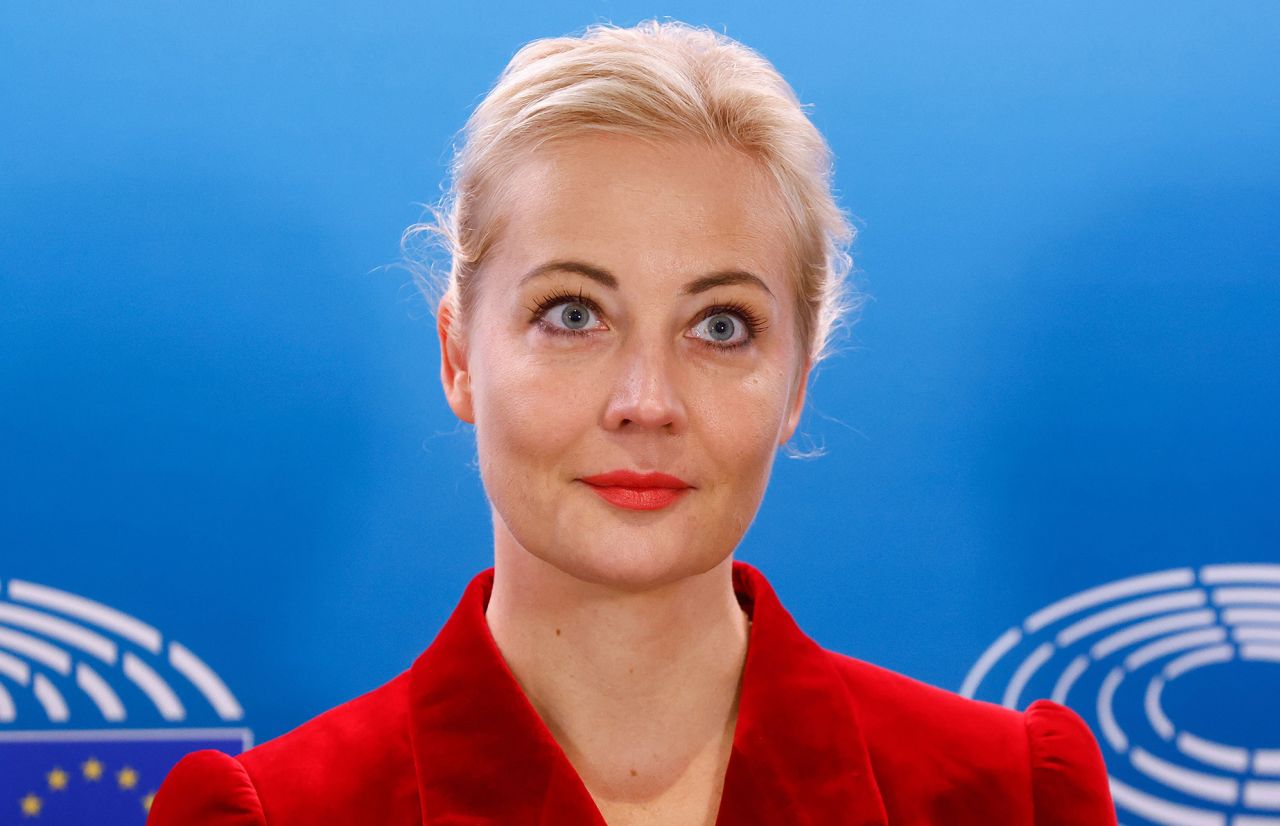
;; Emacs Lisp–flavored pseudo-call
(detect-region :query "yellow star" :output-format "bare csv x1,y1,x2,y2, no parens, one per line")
20,792,43,816
116,766,139,790
82,757,104,781
47,766,70,790
142,791,156,812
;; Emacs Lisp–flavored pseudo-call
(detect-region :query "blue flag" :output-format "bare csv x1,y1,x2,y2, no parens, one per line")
0,729,249,824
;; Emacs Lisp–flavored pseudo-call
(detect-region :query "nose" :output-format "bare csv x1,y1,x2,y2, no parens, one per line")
601,334,689,434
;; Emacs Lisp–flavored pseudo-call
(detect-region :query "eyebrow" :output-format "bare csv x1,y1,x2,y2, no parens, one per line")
518,259,775,298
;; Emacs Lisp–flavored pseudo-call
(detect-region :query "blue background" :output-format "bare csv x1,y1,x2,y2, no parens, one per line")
2,2,1278,820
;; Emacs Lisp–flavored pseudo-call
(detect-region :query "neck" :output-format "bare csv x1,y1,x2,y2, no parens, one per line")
483,517,751,812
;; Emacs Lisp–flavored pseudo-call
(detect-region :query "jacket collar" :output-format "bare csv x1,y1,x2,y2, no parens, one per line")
408,561,887,825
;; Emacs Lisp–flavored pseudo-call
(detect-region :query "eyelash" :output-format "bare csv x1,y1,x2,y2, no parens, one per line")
526,287,769,351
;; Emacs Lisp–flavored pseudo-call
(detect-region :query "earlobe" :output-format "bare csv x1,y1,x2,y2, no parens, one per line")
779,356,812,446
437,299,475,424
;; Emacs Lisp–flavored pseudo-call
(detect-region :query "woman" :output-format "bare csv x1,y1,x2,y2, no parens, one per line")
149,19,1117,825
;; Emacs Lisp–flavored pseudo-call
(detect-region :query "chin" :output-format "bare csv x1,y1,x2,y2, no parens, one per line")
541,536,729,594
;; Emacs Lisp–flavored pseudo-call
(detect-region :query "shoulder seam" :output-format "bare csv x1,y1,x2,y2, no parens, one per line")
1022,702,1038,826
230,754,269,825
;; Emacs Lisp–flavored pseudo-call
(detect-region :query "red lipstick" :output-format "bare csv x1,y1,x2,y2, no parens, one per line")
578,470,693,512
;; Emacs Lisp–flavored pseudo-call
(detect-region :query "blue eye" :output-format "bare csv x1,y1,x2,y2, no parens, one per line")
691,312,747,348
532,293,606,338
557,301,594,331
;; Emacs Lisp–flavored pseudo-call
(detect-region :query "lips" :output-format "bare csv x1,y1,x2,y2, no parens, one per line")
578,470,693,511
579,470,691,489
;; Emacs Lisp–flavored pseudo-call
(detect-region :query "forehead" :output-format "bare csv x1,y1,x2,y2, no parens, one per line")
486,133,793,284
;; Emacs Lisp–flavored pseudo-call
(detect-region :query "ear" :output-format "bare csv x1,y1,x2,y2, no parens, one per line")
779,355,812,446
438,297,475,424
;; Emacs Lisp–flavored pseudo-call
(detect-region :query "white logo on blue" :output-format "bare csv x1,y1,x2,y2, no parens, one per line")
0,578,250,822
964,563,1280,825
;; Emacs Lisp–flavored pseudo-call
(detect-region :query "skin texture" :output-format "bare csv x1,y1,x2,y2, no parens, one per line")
437,133,811,825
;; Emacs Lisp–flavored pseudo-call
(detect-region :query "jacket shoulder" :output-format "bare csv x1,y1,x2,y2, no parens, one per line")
1023,698,1117,825
148,749,265,826
154,670,420,825
827,652,1114,824
828,651,1027,763
239,669,419,823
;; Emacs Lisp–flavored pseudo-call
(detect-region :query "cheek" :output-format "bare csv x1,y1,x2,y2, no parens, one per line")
471,338,594,477
695,370,789,472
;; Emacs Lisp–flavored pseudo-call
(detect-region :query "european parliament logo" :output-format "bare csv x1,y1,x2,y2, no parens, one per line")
964,563,1280,826
0,578,249,824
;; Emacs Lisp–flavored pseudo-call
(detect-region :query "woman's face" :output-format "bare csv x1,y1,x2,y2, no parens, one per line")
438,133,810,591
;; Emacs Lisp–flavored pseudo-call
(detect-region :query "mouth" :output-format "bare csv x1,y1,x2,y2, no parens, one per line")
577,470,693,512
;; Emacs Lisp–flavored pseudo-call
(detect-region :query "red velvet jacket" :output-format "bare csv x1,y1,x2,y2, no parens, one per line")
148,561,1117,824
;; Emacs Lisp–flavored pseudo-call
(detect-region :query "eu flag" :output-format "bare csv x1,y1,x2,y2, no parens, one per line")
0,729,249,824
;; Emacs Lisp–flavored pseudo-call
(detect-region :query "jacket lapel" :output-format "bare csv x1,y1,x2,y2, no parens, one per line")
715,563,887,825
408,562,886,825
407,568,606,824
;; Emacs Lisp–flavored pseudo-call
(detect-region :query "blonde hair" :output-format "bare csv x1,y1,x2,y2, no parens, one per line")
405,18,859,371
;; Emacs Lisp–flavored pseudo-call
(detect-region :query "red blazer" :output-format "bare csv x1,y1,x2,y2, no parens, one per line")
149,561,1117,824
